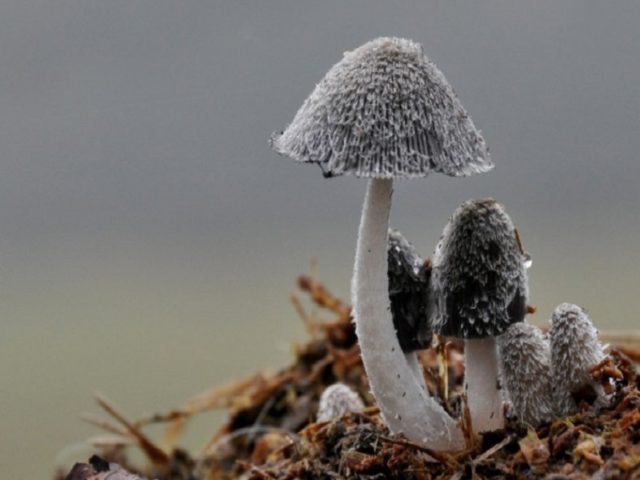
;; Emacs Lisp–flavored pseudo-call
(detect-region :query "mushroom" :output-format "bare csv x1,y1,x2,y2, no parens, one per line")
497,322,554,426
387,229,434,388
431,198,529,433
317,383,365,422
549,303,606,416
387,228,432,353
271,37,492,449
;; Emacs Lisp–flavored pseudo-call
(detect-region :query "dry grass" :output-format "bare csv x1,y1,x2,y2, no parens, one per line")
57,274,640,480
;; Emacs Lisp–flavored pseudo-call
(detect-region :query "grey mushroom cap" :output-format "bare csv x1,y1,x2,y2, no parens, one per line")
498,322,554,426
550,304,603,363
549,303,605,415
431,198,529,339
270,37,493,179
387,229,432,352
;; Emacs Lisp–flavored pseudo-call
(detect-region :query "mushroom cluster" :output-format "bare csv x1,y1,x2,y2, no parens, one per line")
498,303,607,426
272,36,492,450
431,198,529,432
271,36,607,450
386,206,607,430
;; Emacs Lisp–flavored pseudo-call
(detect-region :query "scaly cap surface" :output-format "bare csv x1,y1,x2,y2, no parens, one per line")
271,37,493,178
431,198,529,338
549,303,605,416
498,322,554,426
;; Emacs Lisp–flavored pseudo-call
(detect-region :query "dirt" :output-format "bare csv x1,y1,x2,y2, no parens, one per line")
57,275,640,480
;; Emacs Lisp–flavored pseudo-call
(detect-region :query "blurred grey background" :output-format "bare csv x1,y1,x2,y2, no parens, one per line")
1,1,639,477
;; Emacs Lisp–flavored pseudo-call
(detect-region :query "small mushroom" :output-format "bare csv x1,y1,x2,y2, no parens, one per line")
431,198,529,432
271,37,492,450
387,229,433,388
549,303,606,416
317,383,365,422
498,322,554,426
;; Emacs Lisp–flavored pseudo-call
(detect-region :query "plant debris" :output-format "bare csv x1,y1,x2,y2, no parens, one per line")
57,274,640,480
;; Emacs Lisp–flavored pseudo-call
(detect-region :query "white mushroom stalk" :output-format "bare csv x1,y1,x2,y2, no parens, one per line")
431,199,530,433
353,178,463,449
271,37,493,450
464,338,504,432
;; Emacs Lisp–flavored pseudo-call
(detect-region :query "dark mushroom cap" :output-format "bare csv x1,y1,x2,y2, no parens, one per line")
271,37,493,179
431,198,529,339
387,229,432,352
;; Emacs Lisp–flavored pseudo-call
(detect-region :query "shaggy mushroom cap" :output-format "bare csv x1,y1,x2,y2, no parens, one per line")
317,383,365,422
550,303,606,415
270,36,493,448
498,322,554,426
431,198,529,339
387,229,432,352
271,37,493,178
550,303,604,376
550,303,603,357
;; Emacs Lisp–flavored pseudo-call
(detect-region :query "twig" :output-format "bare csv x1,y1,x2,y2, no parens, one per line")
81,412,129,436
297,275,351,319
290,292,315,335
471,434,514,465
614,345,640,363
159,417,186,453
135,410,190,427
243,464,277,479
88,433,135,449
378,435,459,470
135,372,268,429
435,335,449,403
307,354,334,382
94,392,170,466
459,394,479,451
598,330,640,344
202,426,299,457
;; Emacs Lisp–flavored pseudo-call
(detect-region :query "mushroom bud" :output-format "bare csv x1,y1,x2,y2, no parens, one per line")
387,228,432,354
272,37,493,450
431,198,529,432
317,383,365,422
497,322,554,426
549,303,606,416
387,229,433,389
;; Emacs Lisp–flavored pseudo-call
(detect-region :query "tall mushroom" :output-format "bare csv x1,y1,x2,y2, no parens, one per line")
271,37,492,449
431,198,529,433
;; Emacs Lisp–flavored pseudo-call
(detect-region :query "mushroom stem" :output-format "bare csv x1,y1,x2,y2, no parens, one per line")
464,337,504,432
352,178,463,450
